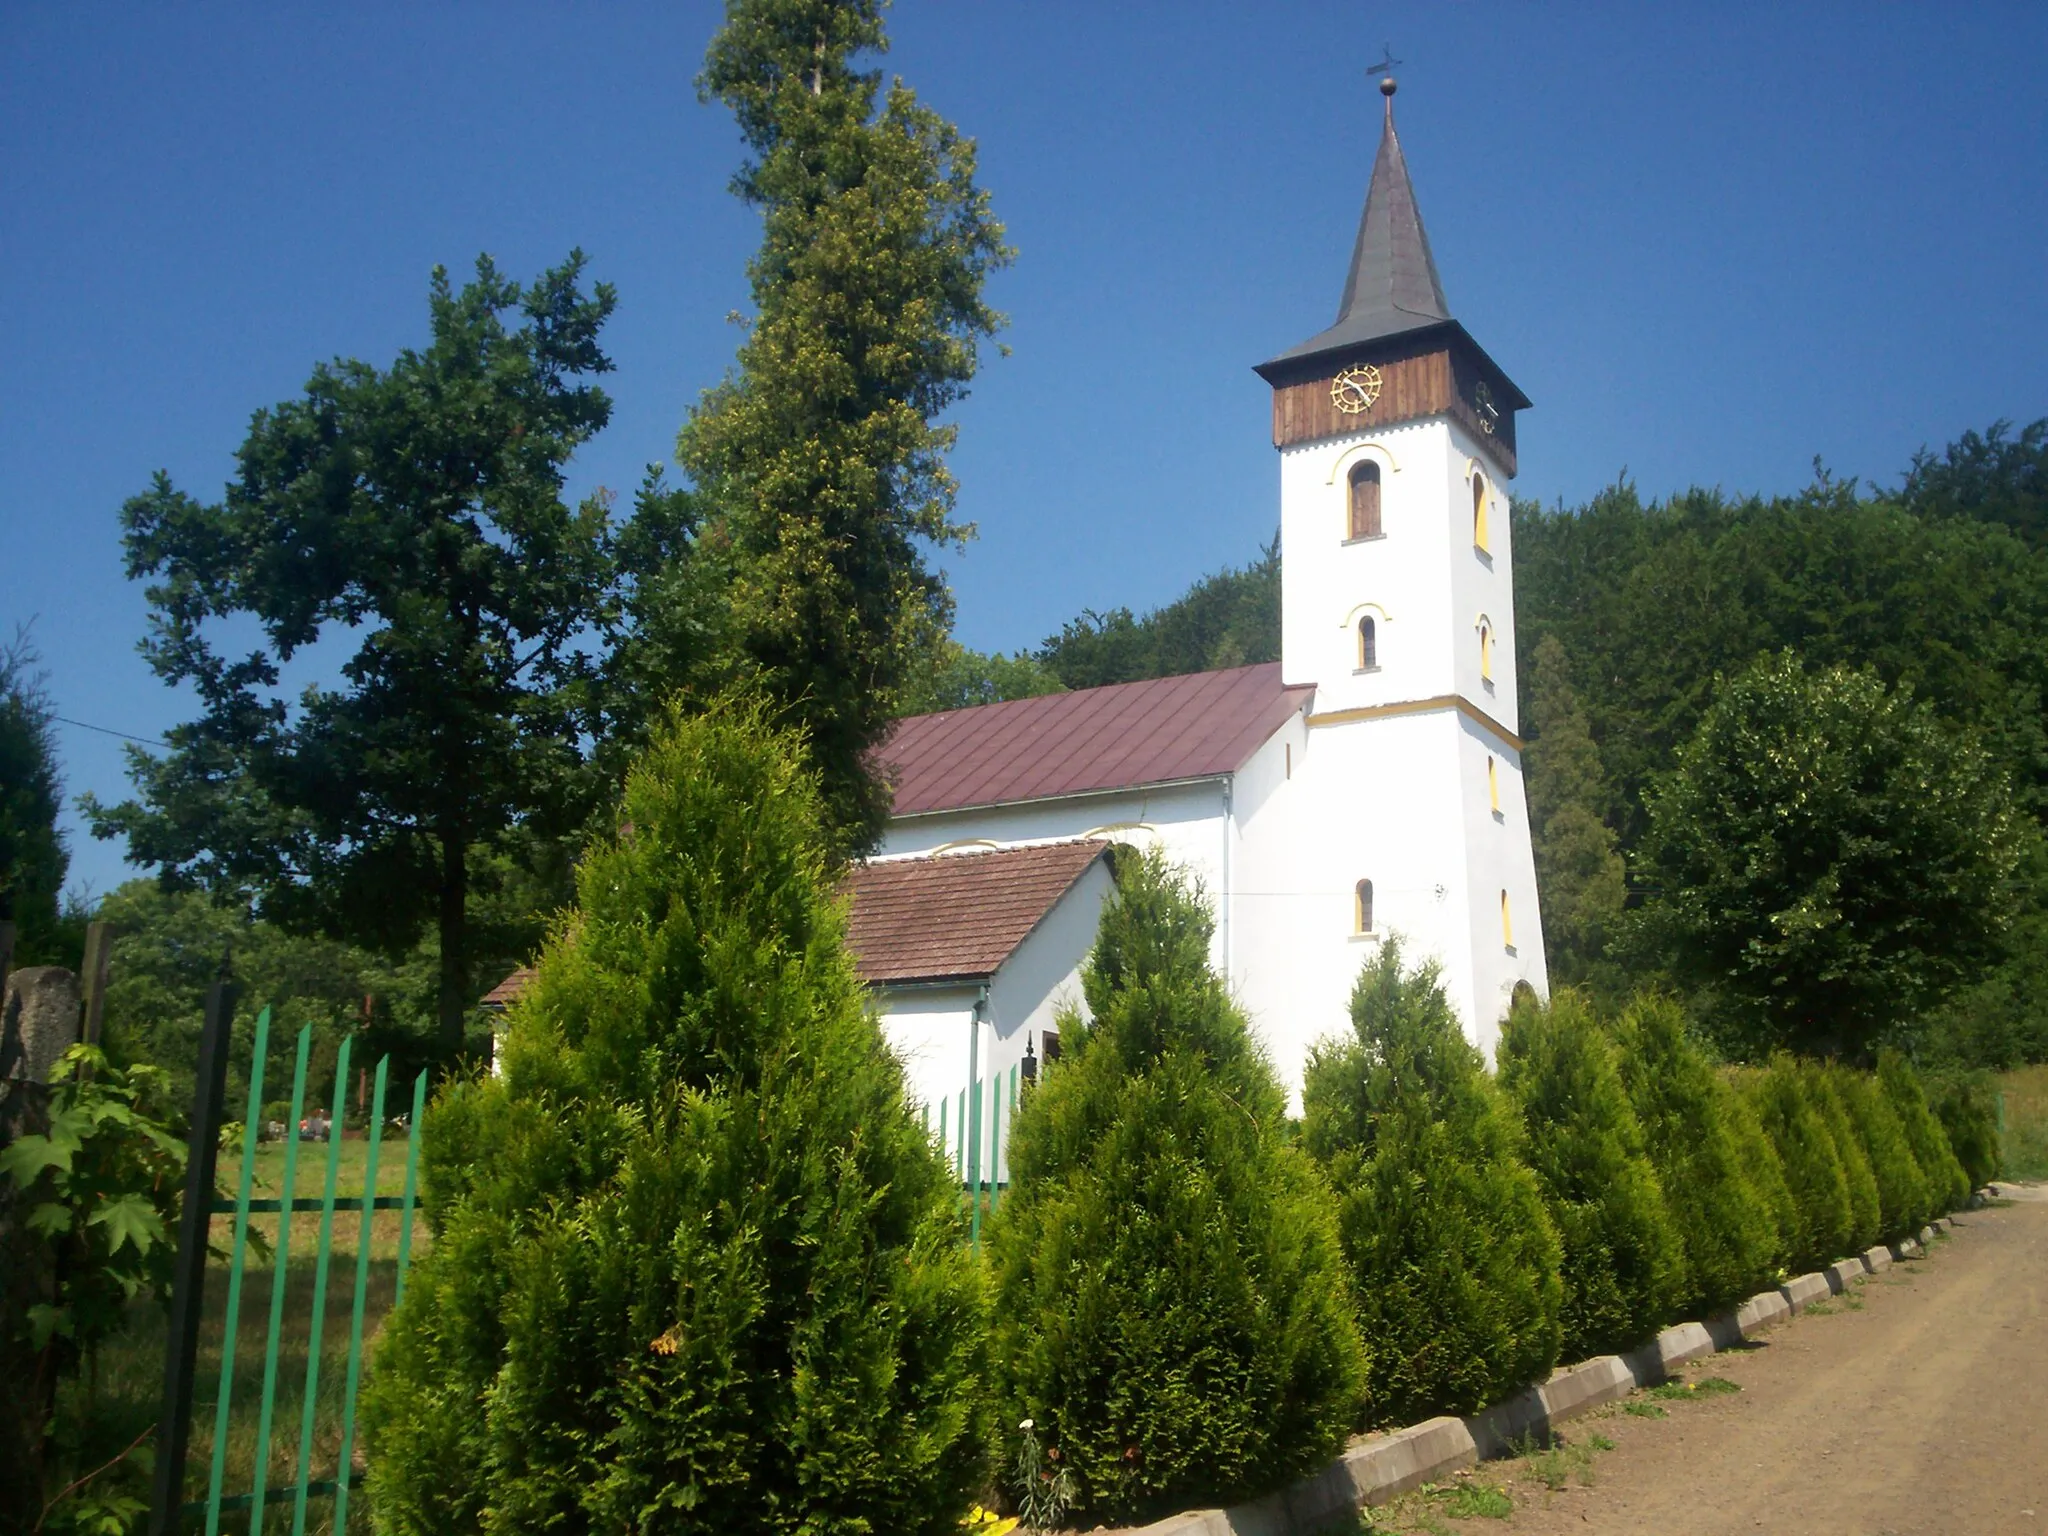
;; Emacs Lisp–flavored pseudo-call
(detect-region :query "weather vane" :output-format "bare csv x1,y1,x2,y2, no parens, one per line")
1363,43,1402,79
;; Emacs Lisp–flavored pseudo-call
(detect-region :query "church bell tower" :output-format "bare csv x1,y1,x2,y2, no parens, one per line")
1253,75,1547,1055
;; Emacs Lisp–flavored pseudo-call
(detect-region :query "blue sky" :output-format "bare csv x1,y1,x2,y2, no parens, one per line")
4,2,2045,903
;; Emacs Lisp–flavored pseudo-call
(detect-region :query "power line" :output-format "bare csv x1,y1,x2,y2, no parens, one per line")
53,715,168,748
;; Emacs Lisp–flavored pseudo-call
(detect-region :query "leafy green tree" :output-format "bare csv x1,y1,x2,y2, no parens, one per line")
987,850,1363,1521
1637,654,2025,1061
85,255,615,1060
896,639,1065,716
1901,417,2048,552
1302,939,1561,1425
1805,1064,1880,1253
0,628,70,967
1877,1049,1970,1213
1835,1069,1932,1238
1498,991,1685,1358
1739,1059,1854,1271
622,0,1009,853
1525,635,1627,985
361,701,986,1535
1610,994,1782,1315
1037,539,1280,690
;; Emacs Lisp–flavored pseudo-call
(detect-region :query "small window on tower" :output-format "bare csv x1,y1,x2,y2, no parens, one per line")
1478,619,1495,683
1487,755,1500,814
1348,461,1383,540
1473,473,1490,553
1355,879,1375,935
1501,889,1515,950
1357,616,1378,671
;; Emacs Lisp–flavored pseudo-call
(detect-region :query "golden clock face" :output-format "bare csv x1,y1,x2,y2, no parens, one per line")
1330,364,1382,415
1473,379,1499,435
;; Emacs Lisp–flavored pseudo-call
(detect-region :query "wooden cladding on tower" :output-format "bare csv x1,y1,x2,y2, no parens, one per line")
1269,345,1518,475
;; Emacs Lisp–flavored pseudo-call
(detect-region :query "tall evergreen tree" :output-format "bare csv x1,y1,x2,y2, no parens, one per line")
1525,634,1627,984
987,851,1363,1522
87,255,617,1058
360,702,987,1534
1498,991,1686,1358
625,0,1010,853
1611,994,1782,1316
1302,940,1562,1425
1835,1067,1932,1239
0,627,70,966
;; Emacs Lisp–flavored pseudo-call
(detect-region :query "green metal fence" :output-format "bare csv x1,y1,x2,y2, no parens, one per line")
921,1060,1025,1251
149,978,427,1535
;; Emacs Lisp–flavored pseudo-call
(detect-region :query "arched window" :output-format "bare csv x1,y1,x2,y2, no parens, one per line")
1472,472,1490,553
1357,615,1378,670
1487,755,1500,813
1478,619,1495,682
1355,879,1374,934
1501,889,1514,948
1348,461,1383,540
1511,979,1538,1013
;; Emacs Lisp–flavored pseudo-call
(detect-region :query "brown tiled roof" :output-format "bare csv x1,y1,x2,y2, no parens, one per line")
480,966,537,1009
842,841,1114,986
878,663,1314,817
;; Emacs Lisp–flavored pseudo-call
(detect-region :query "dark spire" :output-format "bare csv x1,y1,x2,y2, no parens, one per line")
1258,75,1457,373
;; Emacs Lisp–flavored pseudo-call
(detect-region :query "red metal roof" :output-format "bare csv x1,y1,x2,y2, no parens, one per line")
878,663,1314,817
842,840,1113,985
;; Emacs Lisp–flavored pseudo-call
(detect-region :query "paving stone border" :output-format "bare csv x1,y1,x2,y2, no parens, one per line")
1120,1213,1975,1536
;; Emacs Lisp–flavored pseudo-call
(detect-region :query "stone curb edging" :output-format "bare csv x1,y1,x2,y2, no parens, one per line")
1121,1222,1964,1536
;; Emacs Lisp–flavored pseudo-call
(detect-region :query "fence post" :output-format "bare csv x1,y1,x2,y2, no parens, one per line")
148,967,240,1536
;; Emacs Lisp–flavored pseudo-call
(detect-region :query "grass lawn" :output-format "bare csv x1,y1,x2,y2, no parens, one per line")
50,1133,429,1536
2000,1063,2048,1181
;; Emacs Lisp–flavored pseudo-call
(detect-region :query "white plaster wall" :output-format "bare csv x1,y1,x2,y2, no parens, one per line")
986,857,1115,1084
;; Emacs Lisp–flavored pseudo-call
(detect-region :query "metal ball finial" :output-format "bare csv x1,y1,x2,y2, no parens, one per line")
1380,76,1398,97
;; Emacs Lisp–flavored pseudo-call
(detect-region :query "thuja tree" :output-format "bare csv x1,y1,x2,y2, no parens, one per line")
1805,1064,1881,1254
1930,1073,2003,1191
620,0,1011,852
359,703,987,1535
1878,1050,1972,1212
1740,1060,1854,1272
1718,1073,1799,1270
1499,991,1685,1358
1302,939,1562,1425
986,851,1363,1523
1835,1069,1932,1239
1610,995,1781,1316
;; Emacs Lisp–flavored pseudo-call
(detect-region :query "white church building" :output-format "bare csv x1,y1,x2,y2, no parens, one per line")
845,79,1549,1120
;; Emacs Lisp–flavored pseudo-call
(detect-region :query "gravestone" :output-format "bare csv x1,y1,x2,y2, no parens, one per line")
1,965,82,1086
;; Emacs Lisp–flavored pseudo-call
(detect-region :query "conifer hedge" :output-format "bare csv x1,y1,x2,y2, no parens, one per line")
1835,1068,1932,1239
1499,992,1686,1359
1879,1049,1972,1213
1741,1059,1855,1272
1929,1072,2002,1191
1611,995,1782,1316
1302,940,1562,1426
360,704,988,1535
1807,1064,1882,1253
986,851,1364,1524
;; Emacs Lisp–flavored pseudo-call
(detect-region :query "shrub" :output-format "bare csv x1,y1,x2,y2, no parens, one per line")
987,850,1365,1523
359,703,988,1536
1610,995,1782,1316
1739,1059,1854,1271
1834,1069,1931,1239
1878,1050,1971,1213
1302,939,1562,1425
1928,1071,2002,1190
1716,1073,1797,1276
1498,991,1686,1358
1806,1064,1881,1253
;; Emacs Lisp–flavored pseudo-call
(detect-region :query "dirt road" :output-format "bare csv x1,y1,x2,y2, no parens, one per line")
1378,1193,2048,1536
